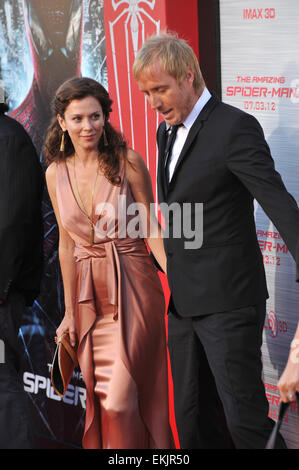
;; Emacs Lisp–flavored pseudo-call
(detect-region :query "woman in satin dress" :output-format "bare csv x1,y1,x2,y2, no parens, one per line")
44,77,173,449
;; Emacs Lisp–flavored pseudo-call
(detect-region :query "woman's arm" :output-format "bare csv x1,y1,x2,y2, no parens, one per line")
45,163,77,347
125,149,167,273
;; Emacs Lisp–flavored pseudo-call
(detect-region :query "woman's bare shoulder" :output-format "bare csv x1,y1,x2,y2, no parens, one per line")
45,161,58,193
45,161,57,177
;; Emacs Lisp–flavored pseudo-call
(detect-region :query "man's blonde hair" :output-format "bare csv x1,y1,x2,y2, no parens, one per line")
133,32,205,93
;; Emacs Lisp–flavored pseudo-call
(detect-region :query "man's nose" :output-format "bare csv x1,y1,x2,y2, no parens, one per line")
148,94,162,110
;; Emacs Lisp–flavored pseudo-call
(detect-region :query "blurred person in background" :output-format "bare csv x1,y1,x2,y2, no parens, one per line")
0,93,44,448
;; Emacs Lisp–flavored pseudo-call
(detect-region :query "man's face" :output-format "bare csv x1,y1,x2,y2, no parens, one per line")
136,61,197,125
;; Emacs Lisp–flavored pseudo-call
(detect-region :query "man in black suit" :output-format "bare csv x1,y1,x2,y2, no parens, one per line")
0,97,44,448
133,33,299,449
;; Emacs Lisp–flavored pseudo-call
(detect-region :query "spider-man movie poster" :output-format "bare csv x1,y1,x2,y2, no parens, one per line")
0,0,106,448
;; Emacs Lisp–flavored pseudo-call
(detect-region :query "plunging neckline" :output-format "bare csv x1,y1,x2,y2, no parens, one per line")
63,159,102,223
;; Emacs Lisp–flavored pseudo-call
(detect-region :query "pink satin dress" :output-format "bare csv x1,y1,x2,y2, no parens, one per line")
55,159,173,449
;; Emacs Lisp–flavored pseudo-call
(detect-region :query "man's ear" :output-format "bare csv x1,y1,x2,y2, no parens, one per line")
185,68,195,86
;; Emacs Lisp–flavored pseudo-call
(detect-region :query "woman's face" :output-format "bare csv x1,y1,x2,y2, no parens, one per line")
58,95,105,153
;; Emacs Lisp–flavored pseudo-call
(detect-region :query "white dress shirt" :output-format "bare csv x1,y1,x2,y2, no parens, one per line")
167,87,212,182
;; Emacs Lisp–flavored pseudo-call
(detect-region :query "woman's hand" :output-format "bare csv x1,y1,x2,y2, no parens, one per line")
278,340,299,403
56,312,77,347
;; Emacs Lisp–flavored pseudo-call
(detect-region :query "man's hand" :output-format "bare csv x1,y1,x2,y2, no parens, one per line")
0,299,3,305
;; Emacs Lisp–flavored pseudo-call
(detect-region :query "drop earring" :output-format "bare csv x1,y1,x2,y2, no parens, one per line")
103,128,108,147
60,132,65,152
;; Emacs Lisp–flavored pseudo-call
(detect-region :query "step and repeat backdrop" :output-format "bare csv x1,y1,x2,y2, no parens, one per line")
220,0,299,448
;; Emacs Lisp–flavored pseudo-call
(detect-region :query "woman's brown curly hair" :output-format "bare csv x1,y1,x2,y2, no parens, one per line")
43,77,127,185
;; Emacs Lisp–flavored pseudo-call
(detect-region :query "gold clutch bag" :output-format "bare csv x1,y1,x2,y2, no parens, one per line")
51,333,78,397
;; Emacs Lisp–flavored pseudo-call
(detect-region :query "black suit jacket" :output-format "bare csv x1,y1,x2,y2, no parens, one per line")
0,114,44,306
157,95,299,317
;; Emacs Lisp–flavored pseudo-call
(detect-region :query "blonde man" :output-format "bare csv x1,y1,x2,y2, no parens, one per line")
133,33,299,449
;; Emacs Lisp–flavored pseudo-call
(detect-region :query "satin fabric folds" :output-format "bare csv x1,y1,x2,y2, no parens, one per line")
55,160,173,449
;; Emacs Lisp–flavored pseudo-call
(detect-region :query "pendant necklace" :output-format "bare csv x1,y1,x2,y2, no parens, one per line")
73,153,100,245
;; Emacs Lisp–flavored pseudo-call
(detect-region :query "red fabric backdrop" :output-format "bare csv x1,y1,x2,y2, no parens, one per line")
103,0,199,448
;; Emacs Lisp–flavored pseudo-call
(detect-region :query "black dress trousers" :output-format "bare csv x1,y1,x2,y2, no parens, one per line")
167,300,287,449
